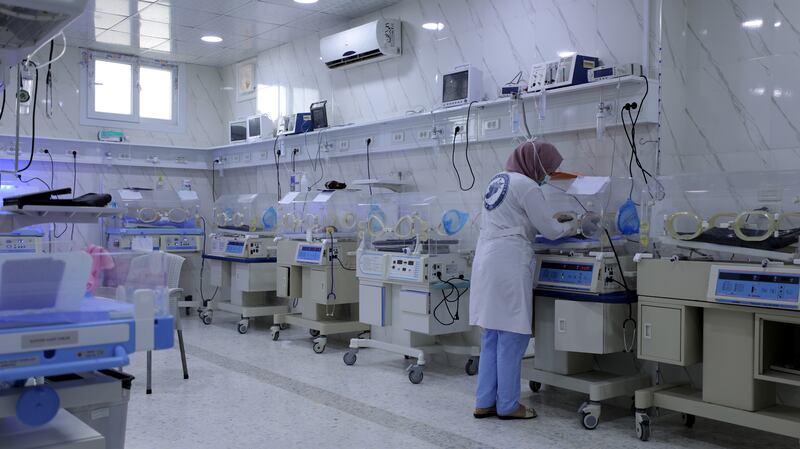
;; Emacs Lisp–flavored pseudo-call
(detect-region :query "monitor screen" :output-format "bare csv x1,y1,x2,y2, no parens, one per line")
230,121,247,142
248,117,261,138
443,70,469,103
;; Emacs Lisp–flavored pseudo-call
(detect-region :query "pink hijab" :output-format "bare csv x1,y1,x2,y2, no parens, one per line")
505,140,563,184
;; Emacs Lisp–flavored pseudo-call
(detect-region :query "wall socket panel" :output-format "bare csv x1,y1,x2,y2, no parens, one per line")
483,118,501,132
417,130,431,140
231,154,240,163
242,153,252,163
392,131,405,143
339,140,350,151
258,151,269,161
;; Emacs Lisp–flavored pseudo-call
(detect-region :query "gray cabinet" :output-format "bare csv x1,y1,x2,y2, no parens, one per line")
638,300,702,366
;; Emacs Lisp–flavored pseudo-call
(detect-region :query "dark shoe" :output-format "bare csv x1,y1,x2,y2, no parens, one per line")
473,406,497,419
498,404,537,420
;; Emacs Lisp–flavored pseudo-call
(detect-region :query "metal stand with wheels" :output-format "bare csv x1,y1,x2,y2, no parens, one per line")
270,313,369,354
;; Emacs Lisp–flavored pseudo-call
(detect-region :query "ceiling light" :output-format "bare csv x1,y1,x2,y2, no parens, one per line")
201,35,223,43
774,21,782,27
742,19,763,29
558,51,577,58
422,22,445,31
294,0,318,3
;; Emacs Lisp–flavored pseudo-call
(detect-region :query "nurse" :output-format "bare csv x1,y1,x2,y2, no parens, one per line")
470,140,576,420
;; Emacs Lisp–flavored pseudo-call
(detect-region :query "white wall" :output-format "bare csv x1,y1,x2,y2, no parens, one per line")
0,46,230,147
217,0,658,199
659,0,800,174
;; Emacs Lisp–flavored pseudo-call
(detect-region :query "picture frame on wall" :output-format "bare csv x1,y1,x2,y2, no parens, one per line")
236,59,257,101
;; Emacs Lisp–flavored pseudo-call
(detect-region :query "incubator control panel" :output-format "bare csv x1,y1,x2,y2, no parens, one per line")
208,233,275,258
0,236,41,254
161,235,201,252
388,255,424,283
296,243,325,264
534,256,625,294
708,265,800,310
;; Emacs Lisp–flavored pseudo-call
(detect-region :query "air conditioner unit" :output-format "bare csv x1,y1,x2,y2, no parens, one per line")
320,19,402,70
0,0,89,62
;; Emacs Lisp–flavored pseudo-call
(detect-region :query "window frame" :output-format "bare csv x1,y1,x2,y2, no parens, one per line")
81,49,185,133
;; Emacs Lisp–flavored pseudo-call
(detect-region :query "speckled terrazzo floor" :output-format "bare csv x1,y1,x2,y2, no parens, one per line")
121,312,799,449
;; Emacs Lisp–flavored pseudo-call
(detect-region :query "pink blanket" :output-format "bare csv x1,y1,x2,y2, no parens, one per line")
84,244,115,294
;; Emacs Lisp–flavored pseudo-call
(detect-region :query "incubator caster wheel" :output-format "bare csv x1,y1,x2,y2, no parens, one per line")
200,311,212,325
681,413,695,428
312,336,327,354
529,381,542,392
309,329,321,337
237,320,249,335
408,365,424,384
404,355,411,360
578,401,601,430
465,358,478,376
272,331,280,341
343,351,357,366
635,410,651,441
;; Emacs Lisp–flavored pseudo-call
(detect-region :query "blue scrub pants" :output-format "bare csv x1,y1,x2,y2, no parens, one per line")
475,328,531,415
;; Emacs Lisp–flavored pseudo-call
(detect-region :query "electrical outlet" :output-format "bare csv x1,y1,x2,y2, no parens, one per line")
392,131,404,143
452,123,464,136
118,153,131,160
175,156,187,164
365,136,375,146
147,155,159,164
231,154,240,163
339,140,350,151
242,153,252,163
66,149,78,156
483,118,500,132
417,130,431,140
258,152,269,160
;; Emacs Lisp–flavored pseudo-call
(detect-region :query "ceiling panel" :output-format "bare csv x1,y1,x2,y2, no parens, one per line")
225,1,311,25
64,0,403,66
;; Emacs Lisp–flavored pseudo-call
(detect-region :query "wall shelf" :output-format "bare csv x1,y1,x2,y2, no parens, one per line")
0,76,656,173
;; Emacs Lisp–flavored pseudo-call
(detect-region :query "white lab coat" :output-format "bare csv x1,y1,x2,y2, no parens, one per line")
469,171,575,335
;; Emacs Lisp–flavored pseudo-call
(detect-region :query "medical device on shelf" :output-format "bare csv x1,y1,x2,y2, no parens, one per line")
521,176,648,430
343,192,480,384
632,170,800,443
277,113,313,136
200,193,286,334
270,189,369,353
528,54,599,92
0,247,173,445
588,63,643,82
442,65,483,108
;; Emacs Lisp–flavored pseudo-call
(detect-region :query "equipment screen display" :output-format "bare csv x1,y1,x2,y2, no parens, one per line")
297,245,323,264
248,117,261,138
226,241,245,254
230,121,247,142
538,261,594,286
443,70,469,103
715,270,800,303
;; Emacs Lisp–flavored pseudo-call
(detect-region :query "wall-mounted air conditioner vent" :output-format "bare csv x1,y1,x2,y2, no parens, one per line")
320,19,402,70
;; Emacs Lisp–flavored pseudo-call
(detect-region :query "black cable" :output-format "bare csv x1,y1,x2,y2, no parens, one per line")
0,85,6,121
45,40,54,118
272,135,282,197
17,61,39,173
17,175,50,189
70,151,76,239
452,102,477,191
366,138,373,196
333,255,355,271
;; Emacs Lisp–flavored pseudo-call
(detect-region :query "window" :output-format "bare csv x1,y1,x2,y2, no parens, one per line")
82,50,182,131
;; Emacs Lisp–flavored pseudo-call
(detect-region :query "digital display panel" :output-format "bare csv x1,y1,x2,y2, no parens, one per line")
296,245,323,264
593,67,614,78
226,241,244,254
538,261,594,286
715,270,800,304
